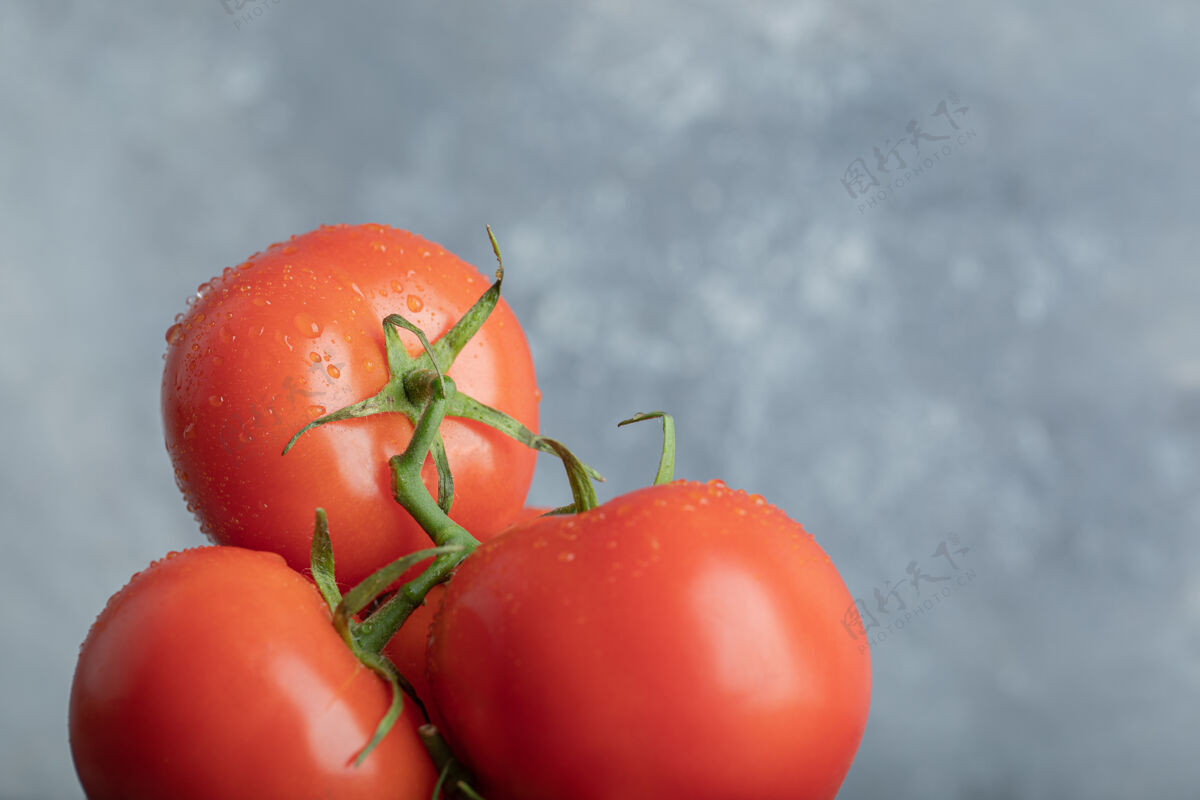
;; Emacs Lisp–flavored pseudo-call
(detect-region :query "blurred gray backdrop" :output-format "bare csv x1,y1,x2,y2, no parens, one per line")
3,1,1198,798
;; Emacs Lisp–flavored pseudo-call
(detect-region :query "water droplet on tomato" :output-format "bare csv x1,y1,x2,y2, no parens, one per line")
306,405,326,418
391,279,404,293
362,359,376,372
370,240,387,253
212,355,223,366
558,552,576,562
308,351,321,363
294,313,322,338
165,324,184,344
183,422,197,440
252,296,267,307
218,325,234,344
283,245,298,255
406,296,423,312
208,395,224,407
326,364,341,379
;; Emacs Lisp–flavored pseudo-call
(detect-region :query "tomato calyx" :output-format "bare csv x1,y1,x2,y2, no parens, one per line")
283,226,600,514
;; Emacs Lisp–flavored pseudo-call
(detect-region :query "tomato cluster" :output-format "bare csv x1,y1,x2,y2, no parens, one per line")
69,223,871,799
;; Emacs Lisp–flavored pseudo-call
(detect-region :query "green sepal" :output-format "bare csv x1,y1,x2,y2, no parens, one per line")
430,225,505,370
536,436,599,513
309,508,342,614
351,649,405,767
617,410,676,485
446,393,604,482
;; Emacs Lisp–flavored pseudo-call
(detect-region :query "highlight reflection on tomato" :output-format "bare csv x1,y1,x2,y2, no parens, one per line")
69,547,436,800
161,224,540,589
428,480,872,800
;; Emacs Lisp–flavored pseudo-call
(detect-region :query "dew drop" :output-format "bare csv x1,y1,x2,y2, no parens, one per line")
294,313,322,338
165,323,184,344
406,295,423,312
308,351,321,363
558,552,576,563
370,241,387,253
362,359,377,372
326,364,341,379
391,279,404,293
208,395,224,407
283,245,298,255
183,422,197,440
252,296,267,307
218,325,234,344
306,405,326,418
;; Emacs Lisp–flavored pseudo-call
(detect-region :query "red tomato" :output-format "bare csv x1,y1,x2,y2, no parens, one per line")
69,547,437,800
162,224,539,589
428,482,871,800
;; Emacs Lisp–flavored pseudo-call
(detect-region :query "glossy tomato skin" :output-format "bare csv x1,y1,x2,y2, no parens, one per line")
162,224,539,589
428,482,871,800
69,546,436,800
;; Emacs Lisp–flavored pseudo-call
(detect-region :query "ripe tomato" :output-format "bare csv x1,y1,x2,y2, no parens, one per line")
162,224,539,589
427,481,872,800
69,546,437,800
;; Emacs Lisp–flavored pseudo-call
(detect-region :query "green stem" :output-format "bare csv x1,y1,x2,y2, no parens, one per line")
355,387,481,655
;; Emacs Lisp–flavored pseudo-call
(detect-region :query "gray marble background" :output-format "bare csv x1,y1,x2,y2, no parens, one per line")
3,2,1198,798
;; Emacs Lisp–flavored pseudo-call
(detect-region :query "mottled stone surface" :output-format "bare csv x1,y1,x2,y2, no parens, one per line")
2,2,1198,797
